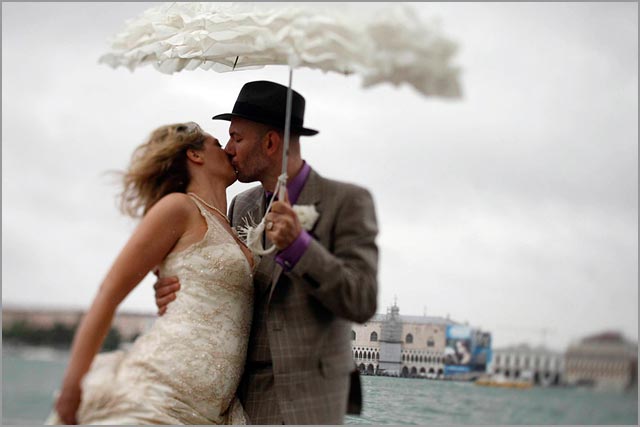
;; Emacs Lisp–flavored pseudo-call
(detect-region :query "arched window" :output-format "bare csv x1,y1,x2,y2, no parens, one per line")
402,354,405,361
370,331,378,342
406,333,414,344
427,339,435,347
351,330,356,341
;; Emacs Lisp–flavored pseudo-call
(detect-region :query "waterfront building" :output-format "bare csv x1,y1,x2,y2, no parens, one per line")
488,344,564,386
564,331,638,391
351,303,487,378
2,306,156,341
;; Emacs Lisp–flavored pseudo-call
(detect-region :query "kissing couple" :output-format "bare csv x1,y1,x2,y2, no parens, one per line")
48,81,379,425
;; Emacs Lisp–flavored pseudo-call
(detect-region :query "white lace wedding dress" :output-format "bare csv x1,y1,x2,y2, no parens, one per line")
46,196,254,425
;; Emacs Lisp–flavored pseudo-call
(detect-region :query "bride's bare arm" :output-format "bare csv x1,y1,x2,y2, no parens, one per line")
55,193,192,424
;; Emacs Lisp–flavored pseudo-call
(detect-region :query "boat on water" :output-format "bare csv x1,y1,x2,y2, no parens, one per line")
475,374,533,389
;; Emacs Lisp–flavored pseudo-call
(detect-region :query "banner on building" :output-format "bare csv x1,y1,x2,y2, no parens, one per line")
444,325,473,366
444,325,492,377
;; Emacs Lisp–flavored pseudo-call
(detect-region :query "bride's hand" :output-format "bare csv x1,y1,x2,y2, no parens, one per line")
153,276,181,315
55,383,82,424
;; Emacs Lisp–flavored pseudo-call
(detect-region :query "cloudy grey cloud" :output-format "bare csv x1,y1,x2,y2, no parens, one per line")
2,2,637,351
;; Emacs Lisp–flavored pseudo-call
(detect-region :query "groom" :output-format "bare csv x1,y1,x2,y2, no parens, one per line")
154,80,379,424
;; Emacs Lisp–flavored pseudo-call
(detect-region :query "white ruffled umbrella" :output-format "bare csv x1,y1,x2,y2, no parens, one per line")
100,2,462,253
100,2,461,95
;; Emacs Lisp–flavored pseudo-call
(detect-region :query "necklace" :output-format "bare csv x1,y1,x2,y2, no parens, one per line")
187,192,230,225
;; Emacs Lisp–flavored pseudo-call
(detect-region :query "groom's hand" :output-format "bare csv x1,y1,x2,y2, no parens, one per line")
153,276,181,316
266,190,302,250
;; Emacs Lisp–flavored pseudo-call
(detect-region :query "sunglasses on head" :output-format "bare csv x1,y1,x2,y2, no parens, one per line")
176,122,201,134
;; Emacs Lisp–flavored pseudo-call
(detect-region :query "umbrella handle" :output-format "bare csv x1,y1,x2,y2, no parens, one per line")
242,177,284,255
243,68,292,255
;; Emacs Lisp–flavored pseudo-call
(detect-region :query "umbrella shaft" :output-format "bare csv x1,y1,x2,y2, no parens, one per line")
279,67,293,200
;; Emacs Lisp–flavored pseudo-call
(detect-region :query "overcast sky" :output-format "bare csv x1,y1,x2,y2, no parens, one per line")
2,2,637,351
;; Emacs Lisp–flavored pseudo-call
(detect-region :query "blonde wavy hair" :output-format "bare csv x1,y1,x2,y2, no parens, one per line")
119,122,206,217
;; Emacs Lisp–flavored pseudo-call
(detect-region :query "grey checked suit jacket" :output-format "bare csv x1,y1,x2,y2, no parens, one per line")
229,168,378,425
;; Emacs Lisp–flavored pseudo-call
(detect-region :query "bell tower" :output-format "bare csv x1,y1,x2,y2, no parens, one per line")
378,299,402,375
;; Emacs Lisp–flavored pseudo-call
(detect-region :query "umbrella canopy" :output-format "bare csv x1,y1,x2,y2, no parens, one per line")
99,2,462,98
99,2,463,254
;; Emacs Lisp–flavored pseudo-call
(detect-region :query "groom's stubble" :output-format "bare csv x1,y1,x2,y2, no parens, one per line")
233,131,276,185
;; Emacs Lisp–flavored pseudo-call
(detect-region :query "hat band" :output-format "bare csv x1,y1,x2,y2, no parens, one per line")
233,101,304,129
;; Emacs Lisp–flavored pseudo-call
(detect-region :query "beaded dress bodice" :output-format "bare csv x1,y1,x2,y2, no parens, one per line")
57,196,254,425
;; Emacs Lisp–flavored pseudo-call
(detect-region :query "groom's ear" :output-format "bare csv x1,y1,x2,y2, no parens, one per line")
263,130,282,156
186,149,204,164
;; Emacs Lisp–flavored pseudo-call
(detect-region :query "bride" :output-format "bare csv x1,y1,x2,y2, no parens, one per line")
47,122,254,424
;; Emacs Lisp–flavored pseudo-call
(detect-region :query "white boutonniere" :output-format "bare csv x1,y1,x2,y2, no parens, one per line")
293,204,319,231
237,204,319,255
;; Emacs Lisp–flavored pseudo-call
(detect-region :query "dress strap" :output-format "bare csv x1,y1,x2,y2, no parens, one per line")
188,194,234,240
187,193,205,211
187,194,216,222
187,193,231,225
187,194,255,270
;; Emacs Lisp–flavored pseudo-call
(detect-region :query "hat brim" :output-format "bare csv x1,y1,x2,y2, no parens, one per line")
212,113,319,136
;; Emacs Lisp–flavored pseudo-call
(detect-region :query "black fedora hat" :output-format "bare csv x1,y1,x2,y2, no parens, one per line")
212,81,318,136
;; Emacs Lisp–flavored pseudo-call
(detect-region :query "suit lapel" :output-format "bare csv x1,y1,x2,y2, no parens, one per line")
234,189,275,294
295,169,322,207
241,197,265,232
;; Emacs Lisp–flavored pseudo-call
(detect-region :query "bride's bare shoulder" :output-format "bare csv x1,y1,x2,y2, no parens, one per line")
147,192,199,220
